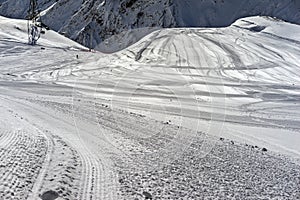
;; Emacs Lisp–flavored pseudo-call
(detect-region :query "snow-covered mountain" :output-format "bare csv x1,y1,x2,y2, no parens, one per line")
1,14,300,199
0,0,300,51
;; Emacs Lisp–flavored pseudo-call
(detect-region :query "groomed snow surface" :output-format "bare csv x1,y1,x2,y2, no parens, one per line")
0,16,300,199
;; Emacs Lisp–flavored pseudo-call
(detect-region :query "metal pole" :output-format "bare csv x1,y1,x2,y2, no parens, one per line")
28,0,40,45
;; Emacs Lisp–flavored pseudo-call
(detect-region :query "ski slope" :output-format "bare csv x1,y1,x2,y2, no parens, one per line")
0,15,300,199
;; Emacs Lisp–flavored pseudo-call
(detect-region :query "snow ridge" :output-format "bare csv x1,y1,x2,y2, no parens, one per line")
0,0,300,50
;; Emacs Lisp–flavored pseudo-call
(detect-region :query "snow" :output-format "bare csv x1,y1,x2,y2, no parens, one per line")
1,0,300,50
40,2,57,17
0,16,85,49
0,15,300,199
233,16,300,42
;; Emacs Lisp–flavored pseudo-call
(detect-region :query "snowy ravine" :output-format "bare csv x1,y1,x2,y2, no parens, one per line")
0,0,300,51
0,15,300,199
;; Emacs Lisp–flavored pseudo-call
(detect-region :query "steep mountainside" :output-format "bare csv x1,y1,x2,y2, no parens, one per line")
0,0,300,50
0,0,56,18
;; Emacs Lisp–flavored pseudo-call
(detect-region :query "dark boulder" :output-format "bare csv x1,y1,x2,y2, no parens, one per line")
143,191,152,199
40,190,59,200
262,148,268,152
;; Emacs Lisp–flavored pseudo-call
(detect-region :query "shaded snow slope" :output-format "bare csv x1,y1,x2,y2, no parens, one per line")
0,0,300,50
0,16,300,199
174,0,300,27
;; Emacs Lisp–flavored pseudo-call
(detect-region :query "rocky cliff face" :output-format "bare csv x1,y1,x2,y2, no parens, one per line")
0,0,56,19
65,0,176,51
1,0,300,51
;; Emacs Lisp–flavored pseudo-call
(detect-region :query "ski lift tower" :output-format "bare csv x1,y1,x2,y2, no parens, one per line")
27,0,41,45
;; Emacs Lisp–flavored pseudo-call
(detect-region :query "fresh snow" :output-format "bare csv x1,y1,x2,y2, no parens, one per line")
0,15,300,199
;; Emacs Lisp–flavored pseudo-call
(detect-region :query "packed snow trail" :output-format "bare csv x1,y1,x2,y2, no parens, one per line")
0,84,121,199
0,16,300,199
0,80,300,199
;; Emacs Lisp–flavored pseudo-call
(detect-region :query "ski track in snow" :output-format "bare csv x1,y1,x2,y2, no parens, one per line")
0,16,300,199
0,93,121,200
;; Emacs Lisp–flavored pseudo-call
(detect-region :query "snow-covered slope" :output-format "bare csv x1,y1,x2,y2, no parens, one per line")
174,0,300,27
1,0,300,50
0,16,85,49
1,15,300,199
1,14,300,159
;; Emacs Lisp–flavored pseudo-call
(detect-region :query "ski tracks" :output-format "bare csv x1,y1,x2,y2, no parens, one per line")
0,92,120,199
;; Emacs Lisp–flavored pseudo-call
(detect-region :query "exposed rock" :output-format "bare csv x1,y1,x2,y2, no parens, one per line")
1,0,300,51
142,191,152,199
40,190,59,200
